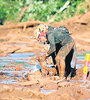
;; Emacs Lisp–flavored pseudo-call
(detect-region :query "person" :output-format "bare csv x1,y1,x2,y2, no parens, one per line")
34,24,76,80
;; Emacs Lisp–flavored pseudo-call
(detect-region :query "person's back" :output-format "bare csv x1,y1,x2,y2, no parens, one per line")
58,26,69,34
47,27,73,47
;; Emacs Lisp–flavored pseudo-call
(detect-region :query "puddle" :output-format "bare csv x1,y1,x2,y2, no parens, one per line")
86,99,90,100
41,89,57,95
0,79,18,84
0,51,90,84
0,52,41,69
80,83,89,87
70,79,90,92
0,52,43,84
8,43,30,46
71,51,90,69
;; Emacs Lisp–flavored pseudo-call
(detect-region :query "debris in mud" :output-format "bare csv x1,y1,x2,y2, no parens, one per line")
37,54,57,77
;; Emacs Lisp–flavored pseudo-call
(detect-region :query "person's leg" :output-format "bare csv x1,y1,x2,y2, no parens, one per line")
65,48,74,77
55,41,75,79
51,43,62,64
51,52,56,65
51,43,62,75
55,51,65,78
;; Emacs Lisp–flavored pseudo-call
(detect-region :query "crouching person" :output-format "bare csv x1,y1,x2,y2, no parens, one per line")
35,25,76,81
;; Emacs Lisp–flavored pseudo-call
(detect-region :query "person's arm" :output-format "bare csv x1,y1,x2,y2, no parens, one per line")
47,34,56,56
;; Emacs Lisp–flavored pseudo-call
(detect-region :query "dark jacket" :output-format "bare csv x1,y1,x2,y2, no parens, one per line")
46,26,74,56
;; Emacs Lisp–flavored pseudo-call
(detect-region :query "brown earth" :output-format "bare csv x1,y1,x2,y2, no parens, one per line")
0,12,90,100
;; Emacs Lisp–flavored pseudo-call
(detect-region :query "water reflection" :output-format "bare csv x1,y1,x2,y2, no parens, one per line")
41,89,56,95
0,79,18,84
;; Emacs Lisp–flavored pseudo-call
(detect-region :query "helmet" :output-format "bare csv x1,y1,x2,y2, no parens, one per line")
34,24,48,39
37,24,48,32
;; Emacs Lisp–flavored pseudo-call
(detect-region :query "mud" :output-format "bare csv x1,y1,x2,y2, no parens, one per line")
0,12,90,100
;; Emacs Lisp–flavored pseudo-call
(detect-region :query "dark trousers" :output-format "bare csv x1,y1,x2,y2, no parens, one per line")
51,43,74,77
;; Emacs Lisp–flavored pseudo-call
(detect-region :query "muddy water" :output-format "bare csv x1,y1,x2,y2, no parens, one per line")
0,53,42,84
72,51,90,69
41,89,57,95
0,51,89,85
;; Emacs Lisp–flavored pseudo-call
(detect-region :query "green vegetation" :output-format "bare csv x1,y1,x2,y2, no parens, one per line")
0,0,89,24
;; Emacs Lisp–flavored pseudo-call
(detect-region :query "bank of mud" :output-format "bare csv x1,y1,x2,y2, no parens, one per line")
0,68,90,100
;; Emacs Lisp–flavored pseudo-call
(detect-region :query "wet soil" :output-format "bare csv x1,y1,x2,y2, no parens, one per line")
0,12,90,100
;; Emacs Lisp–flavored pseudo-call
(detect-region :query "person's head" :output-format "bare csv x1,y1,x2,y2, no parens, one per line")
34,25,54,43
37,24,48,32
34,24,48,43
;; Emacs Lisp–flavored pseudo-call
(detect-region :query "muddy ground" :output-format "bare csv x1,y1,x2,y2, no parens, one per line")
0,12,90,100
